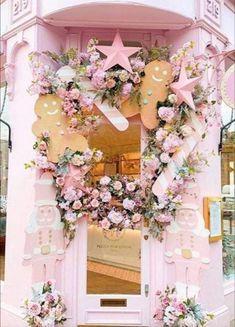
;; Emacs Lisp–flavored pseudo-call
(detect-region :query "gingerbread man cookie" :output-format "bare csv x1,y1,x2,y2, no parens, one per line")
120,60,172,129
32,94,88,162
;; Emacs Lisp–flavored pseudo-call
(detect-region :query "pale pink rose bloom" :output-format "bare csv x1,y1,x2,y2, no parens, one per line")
123,198,135,210
132,213,142,223
162,134,183,153
126,182,136,192
56,176,65,187
64,187,78,202
90,198,99,208
113,181,122,191
72,200,82,210
144,157,160,171
121,83,132,97
158,106,176,123
28,302,41,316
91,189,99,198
70,88,80,100
119,70,129,82
108,210,124,224
100,218,111,230
155,128,168,142
100,191,112,202
100,176,111,185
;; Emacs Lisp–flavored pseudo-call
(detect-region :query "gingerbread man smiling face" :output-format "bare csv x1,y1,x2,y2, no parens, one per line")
120,60,172,129
32,94,88,163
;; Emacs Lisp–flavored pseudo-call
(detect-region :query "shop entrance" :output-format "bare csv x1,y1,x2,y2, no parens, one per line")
76,119,150,326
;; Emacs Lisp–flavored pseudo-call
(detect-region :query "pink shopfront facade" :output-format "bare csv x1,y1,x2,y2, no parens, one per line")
0,1,234,327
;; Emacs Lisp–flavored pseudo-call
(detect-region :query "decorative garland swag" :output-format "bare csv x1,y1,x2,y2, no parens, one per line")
27,37,218,243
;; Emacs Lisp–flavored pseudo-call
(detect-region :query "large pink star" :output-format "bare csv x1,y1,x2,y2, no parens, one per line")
170,62,201,110
96,32,141,73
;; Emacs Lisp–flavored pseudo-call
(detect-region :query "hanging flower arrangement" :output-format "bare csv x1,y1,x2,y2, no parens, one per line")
27,37,218,242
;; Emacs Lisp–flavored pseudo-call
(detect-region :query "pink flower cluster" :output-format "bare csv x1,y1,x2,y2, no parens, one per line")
158,106,177,123
22,280,66,327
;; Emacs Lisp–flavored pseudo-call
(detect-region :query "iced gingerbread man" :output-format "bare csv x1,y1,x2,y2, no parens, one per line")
32,94,88,163
120,60,172,129
165,200,210,299
23,172,65,283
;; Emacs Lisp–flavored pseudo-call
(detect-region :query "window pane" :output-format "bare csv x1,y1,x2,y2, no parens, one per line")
87,120,141,294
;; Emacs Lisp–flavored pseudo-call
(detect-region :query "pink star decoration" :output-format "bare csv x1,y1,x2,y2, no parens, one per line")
96,32,141,73
170,61,201,110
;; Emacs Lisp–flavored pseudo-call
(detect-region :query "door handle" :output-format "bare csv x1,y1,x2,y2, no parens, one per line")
144,284,149,297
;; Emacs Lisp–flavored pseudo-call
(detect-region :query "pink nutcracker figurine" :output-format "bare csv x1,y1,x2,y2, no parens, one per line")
165,203,210,299
23,172,65,284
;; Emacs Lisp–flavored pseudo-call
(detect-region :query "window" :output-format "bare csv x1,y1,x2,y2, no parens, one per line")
221,57,235,280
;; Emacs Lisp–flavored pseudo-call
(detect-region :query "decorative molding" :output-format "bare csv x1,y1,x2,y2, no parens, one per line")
204,0,221,27
1,301,24,318
212,304,229,317
11,0,32,24
224,280,235,296
192,19,229,44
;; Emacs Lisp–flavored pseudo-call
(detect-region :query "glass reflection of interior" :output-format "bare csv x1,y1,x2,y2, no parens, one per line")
87,119,141,294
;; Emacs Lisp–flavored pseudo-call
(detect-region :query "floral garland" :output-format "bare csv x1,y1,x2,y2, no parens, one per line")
27,39,218,241
21,280,66,327
153,286,214,326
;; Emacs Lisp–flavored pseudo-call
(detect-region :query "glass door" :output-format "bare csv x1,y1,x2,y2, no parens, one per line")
77,118,150,326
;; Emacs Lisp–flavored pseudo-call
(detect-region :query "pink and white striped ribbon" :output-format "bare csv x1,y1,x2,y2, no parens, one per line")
152,112,205,197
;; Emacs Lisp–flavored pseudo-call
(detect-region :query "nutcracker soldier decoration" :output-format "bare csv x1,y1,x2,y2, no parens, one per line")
165,182,210,299
23,172,65,283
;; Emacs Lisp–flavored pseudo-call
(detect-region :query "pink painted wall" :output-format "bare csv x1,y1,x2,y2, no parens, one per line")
1,1,233,326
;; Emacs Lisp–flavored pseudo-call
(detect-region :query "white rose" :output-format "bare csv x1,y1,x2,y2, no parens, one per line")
178,315,197,327
168,93,177,104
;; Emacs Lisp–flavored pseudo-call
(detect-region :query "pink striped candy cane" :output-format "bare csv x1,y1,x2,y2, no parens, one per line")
79,78,129,131
152,112,205,197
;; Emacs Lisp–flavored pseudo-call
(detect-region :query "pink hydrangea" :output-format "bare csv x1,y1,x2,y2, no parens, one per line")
63,187,78,202
91,69,106,89
158,106,176,123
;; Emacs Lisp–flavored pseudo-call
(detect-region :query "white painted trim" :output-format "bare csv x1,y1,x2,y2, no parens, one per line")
1,302,24,318
213,304,229,317
224,280,235,296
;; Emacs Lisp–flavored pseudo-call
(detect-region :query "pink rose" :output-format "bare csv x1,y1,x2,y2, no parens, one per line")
155,128,168,142
123,198,135,210
91,189,99,198
90,198,99,208
158,106,176,123
113,181,122,191
106,78,116,89
100,176,111,185
28,302,41,316
38,141,47,151
162,134,183,153
64,187,78,202
121,83,132,97
100,218,111,230
72,200,82,210
100,191,112,202
126,182,136,192
56,176,65,187
70,88,80,100
108,210,124,224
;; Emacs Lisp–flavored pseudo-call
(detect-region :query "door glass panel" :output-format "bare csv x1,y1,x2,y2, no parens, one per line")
87,119,141,294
